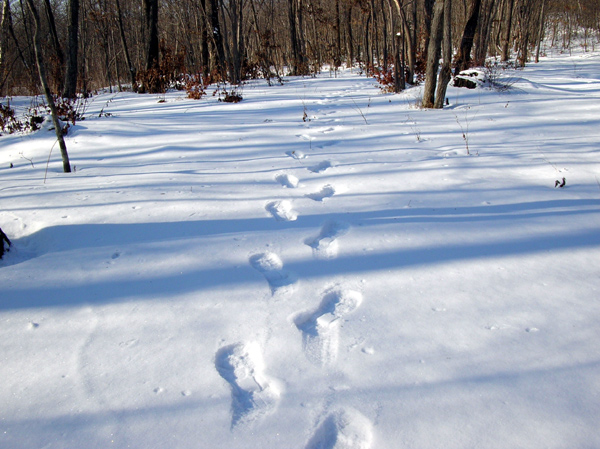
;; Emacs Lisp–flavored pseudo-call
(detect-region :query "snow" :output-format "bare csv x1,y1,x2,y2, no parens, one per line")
1,50,600,449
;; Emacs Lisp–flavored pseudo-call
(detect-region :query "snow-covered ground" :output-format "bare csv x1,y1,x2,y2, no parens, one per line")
1,50,600,449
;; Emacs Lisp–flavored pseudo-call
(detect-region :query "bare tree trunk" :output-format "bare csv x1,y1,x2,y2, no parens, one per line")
288,0,306,74
474,0,497,65
25,0,71,173
143,0,159,70
501,0,514,61
390,0,414,83
422,0,444,108
434,0,452,108
199,0,209,74
345,4,354,66
230,0,243,83
423,0,435,57
535,0,546,63
0,0,7,71
62,0,79,98
115,0,135,87
335,0,342,67
454,0,482,73
43,0,64,67
209,0,226,77
0,0,10,93
516,0,531,66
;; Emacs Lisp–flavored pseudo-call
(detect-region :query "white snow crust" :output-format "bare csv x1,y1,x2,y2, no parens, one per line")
1,49,600,449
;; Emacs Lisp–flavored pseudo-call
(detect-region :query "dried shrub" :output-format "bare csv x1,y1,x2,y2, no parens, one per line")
0,99,46,134
371,66,396,93
184,73,207,100
136,45,186,94
222,93,243,103
0,101,22,134
54,96,88,126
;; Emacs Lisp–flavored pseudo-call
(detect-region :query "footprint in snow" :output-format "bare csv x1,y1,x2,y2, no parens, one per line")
308,161,333,173
275,173,299,188
215,342,280,429
305,407,373,449
250,252,297,295
295,287,362,367
286,150,307,160
305,221,350,260
266,200,298,222
319,127,335,134
306,185,336,202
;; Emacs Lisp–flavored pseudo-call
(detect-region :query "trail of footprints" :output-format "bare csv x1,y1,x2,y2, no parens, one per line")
216,147,372,447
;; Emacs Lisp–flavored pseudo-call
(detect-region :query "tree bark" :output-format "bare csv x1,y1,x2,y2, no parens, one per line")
535,0,546,63
389,0,414,83
43,0,64,67
0,0,7,71
422,0,444,108
287,0,306,74
434,0,452,108
115,0,135,88
143,0,159,70
335,0,342,67
474,0,497,65
209,0,226,77
25,0,71,173
454,0,482,73
62,0,79,98
501,0,515,61
345,4,354,67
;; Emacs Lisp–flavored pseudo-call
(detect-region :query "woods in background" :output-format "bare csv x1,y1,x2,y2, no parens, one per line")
1,0,598,100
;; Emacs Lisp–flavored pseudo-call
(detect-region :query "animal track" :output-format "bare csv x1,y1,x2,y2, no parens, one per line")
266,200,298,222
305,221,350,259
306,185,336,202
305,408,373,449
275,174,299,188
286,150,307,160
295,288,363,367
308,161,333,173
249,252,297,295
215,342,280,428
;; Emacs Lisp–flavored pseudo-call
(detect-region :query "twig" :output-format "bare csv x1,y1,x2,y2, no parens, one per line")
349,97,368,125
44,139,58,183
536,147,560,172
455,106,476,155
19,152,34,168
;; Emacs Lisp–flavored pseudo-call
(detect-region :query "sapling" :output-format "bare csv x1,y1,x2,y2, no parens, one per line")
455,107,476,155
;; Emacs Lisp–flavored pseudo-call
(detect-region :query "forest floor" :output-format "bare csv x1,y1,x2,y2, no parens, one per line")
1,47,600,449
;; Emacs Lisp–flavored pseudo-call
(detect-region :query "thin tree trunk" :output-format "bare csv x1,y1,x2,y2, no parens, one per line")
501,0,514,61
390,0,414,83
535,0,546,63
199,0,209,74
209,0,226,77
345,5,354,67
115,0,135,87
434,0,452,108
25,0,71,173
335,0,341,67
422,0,444,108
474,0,496,65
62,0,79,98
0,0,7,71
455,0,482,73
143,0,159,70
43,0,64,67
